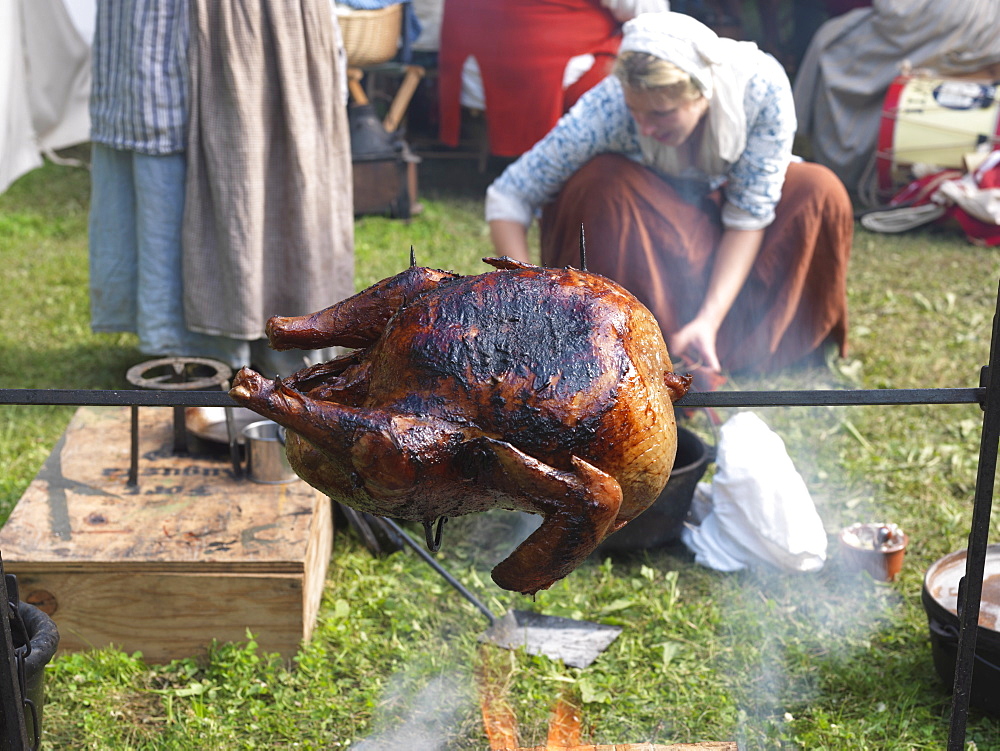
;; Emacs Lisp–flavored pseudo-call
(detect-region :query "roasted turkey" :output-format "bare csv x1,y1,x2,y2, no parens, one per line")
230,257,690,594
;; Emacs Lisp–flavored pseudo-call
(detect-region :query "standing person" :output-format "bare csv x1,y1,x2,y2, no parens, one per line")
88,0,203,364
486,11,852,389
182,0,354,375
88,0,354,377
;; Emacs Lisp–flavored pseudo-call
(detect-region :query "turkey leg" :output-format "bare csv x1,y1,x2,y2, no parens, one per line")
266,265,460,351
465,437,623,595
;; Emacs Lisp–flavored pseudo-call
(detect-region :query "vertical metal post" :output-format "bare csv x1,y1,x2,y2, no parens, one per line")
127,405,139,488
947,278,1000,749
171,405,188,455
0,556,28,750
224,405,243,480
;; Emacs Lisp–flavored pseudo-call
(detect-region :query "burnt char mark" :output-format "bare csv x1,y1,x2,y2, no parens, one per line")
382,268,630,455
395,390,453,417
433,270,623,389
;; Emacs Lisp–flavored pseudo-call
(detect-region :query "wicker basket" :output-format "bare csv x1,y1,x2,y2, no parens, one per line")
336,3,403,69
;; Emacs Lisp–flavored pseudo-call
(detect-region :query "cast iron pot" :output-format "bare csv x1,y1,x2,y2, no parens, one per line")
921,544,1000,716
15,600,59,747
594,425,714,555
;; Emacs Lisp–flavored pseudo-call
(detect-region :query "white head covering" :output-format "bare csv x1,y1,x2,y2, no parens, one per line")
619,11,761,168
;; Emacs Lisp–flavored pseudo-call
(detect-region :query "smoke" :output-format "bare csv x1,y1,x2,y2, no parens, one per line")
346,511,543,750
349,674,467,751
445,508,543,574
724,561,900,745
691,406,905,745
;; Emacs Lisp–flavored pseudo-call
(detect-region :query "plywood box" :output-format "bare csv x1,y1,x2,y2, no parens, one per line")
0,406,332,663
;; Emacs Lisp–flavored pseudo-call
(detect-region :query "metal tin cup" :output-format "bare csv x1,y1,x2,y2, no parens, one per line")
839,522,908,582
241,420,297,484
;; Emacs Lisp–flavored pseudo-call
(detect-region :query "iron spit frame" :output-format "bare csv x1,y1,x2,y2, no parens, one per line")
1,283,999,748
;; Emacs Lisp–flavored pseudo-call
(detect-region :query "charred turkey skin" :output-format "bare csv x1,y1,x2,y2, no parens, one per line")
230,257,690,594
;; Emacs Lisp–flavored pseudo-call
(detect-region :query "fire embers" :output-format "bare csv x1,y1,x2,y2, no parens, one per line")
230,256,690,594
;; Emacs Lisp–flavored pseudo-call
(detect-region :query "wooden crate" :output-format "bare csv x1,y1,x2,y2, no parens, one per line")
0,406,332,663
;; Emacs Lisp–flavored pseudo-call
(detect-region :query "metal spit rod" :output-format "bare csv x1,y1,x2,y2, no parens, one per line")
0,386,987,409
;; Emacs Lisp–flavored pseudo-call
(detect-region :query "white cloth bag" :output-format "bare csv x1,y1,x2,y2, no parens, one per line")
681,412,828,573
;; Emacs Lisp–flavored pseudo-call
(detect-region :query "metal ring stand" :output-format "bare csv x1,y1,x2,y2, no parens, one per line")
2,283,1000,747
123,357,242,482
124,356,233,392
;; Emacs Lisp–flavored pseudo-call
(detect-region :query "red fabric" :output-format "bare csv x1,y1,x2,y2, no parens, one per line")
888,169,964,208
888,157,1000,247
950,208,1000,247
438,0,621,157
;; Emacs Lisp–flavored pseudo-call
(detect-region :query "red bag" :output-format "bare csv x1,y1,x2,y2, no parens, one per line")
862,152,1000,246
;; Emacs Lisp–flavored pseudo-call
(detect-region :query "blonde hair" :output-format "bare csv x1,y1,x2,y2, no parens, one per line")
612,51,702,102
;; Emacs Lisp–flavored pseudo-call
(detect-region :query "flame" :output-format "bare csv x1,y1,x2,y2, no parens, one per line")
481,698,519,751
545,692,582,748
478,646,585,751
476,646,520,750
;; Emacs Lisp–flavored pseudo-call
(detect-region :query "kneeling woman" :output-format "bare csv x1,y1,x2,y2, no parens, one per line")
486,11,852,388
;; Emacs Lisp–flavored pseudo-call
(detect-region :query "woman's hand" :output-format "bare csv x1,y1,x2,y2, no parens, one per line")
669,316,721,373
673,226,766,375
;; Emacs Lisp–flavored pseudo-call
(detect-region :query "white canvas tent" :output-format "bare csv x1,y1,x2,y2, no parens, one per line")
1,0,94,194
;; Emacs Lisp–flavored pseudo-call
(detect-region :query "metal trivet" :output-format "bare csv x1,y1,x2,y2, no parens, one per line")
124,357,240,483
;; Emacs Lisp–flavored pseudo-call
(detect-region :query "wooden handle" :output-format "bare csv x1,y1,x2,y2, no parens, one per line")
383,65,426,133
347,67,368,106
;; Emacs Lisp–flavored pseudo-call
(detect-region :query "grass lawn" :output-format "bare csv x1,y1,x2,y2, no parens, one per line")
2,152,1000,749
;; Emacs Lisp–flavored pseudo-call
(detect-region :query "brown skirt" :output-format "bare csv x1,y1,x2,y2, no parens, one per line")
540,155,853,375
